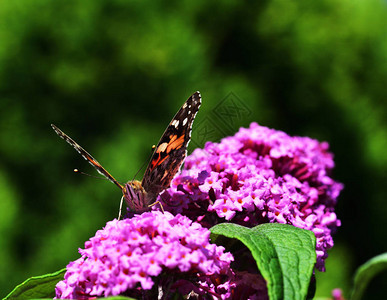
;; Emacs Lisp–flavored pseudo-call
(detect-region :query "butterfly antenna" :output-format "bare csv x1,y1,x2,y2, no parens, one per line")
74,168,105,179
132,145,156,181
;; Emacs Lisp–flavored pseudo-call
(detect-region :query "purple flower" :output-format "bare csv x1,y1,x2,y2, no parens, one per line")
160,122,343,271
332,288,345,300
55,211,234,299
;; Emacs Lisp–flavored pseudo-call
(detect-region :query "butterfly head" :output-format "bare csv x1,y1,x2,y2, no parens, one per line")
123,180,149,213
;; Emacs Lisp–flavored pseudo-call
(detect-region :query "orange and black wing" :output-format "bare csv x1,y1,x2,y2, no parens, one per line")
141,91,201,198
51,124,124,191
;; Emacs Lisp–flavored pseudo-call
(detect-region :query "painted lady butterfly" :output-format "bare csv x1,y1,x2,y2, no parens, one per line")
52,91,201,214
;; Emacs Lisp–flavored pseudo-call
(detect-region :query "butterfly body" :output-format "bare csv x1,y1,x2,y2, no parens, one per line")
52,91,201,214
124,180,148,212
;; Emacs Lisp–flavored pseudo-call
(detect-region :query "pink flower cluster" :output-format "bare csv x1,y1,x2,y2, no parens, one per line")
55,211,234,299
160,122,343,270
56,122,343,299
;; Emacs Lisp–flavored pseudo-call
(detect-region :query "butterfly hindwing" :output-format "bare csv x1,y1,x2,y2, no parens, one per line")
141,91,201,199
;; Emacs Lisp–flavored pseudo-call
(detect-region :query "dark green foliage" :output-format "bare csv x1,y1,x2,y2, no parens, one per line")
351,253,387,300
211,223,316,300
4,269,65,299
0,0,386,298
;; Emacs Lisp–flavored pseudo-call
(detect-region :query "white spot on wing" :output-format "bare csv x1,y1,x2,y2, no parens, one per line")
171,119,179,128
157,142,168,152
182,118,188,126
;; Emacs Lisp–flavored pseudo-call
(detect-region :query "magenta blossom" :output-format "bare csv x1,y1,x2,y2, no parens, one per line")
332,288,345,300
55,211,234,299
160,122,343,271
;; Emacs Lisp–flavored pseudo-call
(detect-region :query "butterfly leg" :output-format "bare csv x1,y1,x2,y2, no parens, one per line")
148,200,164,213
118,195,125,220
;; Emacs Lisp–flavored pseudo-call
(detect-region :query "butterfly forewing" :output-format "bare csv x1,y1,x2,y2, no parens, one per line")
141,91,202,198
52,91,202,214
51,124,124,190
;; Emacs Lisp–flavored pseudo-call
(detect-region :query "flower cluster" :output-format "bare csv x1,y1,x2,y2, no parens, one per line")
55,211,234,299
160,122,343,270
55,122,342,299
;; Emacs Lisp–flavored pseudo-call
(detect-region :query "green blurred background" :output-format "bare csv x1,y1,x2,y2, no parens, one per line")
1,0,386,298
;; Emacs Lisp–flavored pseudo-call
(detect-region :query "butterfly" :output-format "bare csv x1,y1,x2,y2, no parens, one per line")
52,91,201,215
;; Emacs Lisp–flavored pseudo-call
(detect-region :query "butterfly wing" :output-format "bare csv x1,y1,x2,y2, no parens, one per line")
51,124,124,191
141,91,202,199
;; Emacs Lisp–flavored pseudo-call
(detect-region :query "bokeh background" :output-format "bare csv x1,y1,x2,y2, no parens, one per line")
1,0,386,298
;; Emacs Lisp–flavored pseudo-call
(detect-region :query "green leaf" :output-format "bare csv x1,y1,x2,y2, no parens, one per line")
4,268,66,299
351,252,387,300
211,223,316,300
